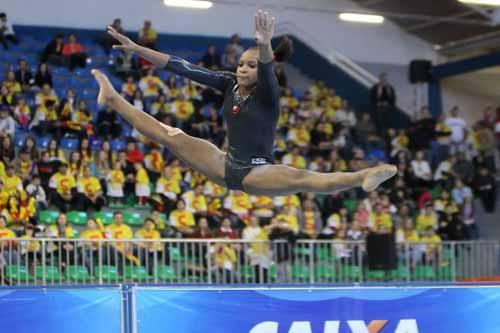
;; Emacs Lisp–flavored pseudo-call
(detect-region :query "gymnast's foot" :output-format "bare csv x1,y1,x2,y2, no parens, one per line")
361,164,398,192
92,69,119,107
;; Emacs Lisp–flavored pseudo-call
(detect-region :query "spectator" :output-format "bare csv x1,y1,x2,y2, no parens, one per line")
135,162,150,205
96,106,122,139
13,97,31,129
121,76,137,102
410,151,432,188
0,13,19,50
438,203,465,241
368,203,392,234
299,199,322,238
62,34,88,70
445,106,468,155
216,217,239,239
138,20,157,48
155,165,181,214
370,72,396,134
227,33,244,59
48,163,78,212
416,204,438,232
4,71,21,94
169,199,195,236
106,161,125,205
138,68,165,98
34,63,53,89
100,18,124,54
474,166,496,213
25,175,47,211
452,178,473,207
77,166,106,211
0,107,15,138
34,151,55,190
462,197,478,239
192,217,213,238
135,218,162,272
42,34,65,65
15,59,34,92
221,44,238,72
200,44,221,70
182,184,208,218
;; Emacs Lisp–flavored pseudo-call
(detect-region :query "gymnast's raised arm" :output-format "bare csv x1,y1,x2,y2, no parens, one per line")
108,26,232,92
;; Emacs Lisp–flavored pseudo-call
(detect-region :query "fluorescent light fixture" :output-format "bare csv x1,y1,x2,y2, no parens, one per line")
458,0,500,6
164,0,213,9
339,13,384,24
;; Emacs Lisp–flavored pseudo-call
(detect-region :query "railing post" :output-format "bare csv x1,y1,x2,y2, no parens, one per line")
206,241,212,284
41,239,46,286
309,241,314,285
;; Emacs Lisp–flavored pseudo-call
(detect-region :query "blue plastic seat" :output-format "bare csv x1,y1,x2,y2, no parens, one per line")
60,138,79,150
36,136,51,149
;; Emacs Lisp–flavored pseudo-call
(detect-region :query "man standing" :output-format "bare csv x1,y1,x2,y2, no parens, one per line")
370,72,396,134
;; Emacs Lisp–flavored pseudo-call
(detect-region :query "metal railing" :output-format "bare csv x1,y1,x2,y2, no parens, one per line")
0,238,498,286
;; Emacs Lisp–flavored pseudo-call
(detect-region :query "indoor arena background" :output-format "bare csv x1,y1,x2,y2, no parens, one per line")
1,0,500,332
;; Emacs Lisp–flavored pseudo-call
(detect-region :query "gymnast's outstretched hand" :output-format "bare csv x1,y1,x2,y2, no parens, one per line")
254,9,275,45
108,25,139,52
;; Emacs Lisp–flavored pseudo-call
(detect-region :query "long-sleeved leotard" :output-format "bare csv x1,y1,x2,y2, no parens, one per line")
165,56,280,165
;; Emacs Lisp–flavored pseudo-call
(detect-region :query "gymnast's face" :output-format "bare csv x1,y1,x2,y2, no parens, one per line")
236,49,258,89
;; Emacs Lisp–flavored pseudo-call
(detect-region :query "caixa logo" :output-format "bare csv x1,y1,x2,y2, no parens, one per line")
250,320,419,333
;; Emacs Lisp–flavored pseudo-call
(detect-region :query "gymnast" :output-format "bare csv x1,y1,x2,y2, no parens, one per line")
91,9,397,197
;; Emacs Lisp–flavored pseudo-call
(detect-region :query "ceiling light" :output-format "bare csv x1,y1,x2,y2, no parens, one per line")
339,13,385,24
458,0,500,6
164,0,213,9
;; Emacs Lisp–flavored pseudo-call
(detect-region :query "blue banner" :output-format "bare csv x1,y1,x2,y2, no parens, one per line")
0,288,122,333
134,286,500,333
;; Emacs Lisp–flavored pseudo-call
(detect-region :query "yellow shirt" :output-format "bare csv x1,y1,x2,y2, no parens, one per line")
140,76,164,97
156,177,181,194
109,170,125,186
303,210,317,237
288,127,311,147
81,229,104,241
135,228,162,250
136,168,150,185
50,172,76,196
416,214,438,231
0,227,15,238
0,160,5,179
37,105,58,121
3,174,23,194
214,245,237,268
106,224,133,240
225,193,252,215
151,102,170,115
36,92,59,106
21,235,41,252
169,210,195,229
203,181,227,197
370,212,393,230
145,152,164,173
282,153,307,169
122,82,137,96
276,213,299,233
78,176,102,196
183,191,208,213
274,195,301,208
173,100,194,121
49,225,75,238
421,234,441,243
0,190,9,209
397,228,419,242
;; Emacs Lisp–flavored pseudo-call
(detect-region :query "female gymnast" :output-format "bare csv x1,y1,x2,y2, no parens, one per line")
91,10,397,197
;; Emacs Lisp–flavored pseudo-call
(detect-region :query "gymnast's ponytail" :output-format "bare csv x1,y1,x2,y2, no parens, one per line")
273,36,294,63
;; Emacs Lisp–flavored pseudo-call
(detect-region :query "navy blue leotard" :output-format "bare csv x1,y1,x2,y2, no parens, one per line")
165,56,280,190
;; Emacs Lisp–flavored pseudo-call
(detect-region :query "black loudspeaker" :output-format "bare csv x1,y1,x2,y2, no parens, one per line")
366,233,397,270
409,60,432,83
